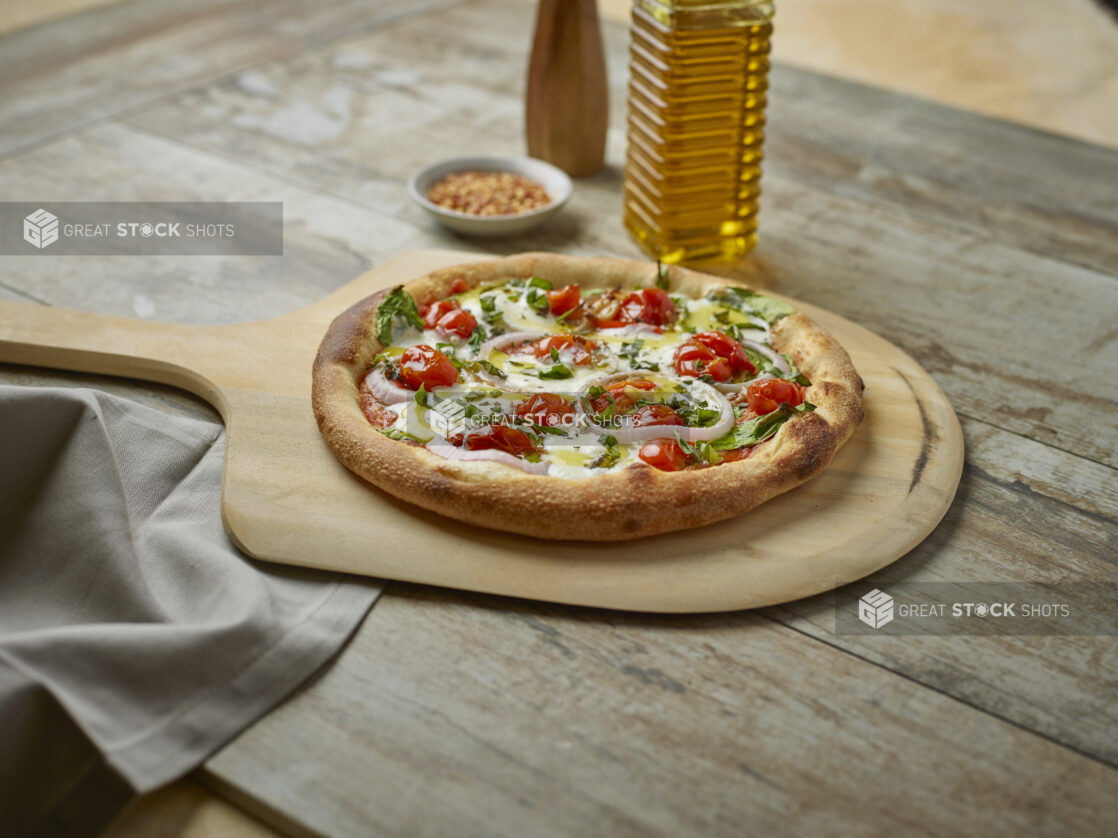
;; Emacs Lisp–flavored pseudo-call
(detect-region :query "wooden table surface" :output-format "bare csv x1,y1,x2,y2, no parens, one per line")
2,0,1117,835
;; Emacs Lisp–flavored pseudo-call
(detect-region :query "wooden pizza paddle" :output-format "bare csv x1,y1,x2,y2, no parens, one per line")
0,249,963,612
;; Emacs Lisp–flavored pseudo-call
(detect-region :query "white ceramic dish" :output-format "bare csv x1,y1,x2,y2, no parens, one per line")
407,155,573,237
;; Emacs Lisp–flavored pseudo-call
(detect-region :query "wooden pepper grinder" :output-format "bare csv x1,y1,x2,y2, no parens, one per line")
526,0,608,177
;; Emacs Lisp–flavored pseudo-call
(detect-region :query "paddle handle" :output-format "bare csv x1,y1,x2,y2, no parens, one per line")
0,300,228,411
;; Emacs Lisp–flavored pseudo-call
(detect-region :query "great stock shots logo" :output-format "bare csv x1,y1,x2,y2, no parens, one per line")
858,588,894,629
2,202,283,255
23,208,59,249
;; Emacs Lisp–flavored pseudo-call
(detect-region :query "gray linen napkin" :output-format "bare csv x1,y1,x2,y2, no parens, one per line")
0,385,382,837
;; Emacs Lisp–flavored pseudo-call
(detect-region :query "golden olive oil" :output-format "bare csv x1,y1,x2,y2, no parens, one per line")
624,0,774,264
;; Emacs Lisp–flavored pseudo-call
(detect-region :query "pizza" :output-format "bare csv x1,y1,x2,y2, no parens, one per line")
312,253,863,540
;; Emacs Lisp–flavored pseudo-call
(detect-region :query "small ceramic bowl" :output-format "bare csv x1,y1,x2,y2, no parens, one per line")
407,155,573,237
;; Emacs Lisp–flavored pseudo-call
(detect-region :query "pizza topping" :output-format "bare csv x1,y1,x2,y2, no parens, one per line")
514,393,577,427
362,273,818,477
638,438,688,472
376,286,426,346
364,365,410,404
421,299,478,340
677,331,756,379
427,436,550,474
706,286,796,325
745,378,807,415
711,401,816,451
359,387,398,429
547,284,580,316
532,335,597,366
630,404,685,427
464,424,538,457
582,375,734,444
590,288,677,330
398,345,459,390
735,337,792,379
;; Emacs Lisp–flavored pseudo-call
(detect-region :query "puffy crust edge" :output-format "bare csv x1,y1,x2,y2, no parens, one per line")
311,252,864,541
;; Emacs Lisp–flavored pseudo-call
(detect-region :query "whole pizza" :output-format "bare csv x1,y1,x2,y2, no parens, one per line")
312,253,863,540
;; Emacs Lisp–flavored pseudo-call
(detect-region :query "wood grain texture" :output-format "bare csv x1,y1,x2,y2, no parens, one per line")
0,249,963,612
204,586,1118,838
0,0,468,156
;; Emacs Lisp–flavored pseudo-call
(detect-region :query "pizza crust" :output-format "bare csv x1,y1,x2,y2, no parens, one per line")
311,252,864,540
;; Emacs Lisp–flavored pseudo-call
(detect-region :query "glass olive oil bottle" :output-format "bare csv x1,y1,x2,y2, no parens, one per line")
624,0,774,263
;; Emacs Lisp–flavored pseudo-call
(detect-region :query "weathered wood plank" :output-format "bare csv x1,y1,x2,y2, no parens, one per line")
733,174,1118,468
0,0,467,156
0,122,451,322
765,66,1118,276
766,413,1118,764
204,587,1118,838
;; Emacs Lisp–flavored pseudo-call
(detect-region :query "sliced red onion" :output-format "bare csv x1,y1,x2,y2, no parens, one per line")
738,339,790,375
580,378,734,444
477,331,544,360
714,372,774,394
364,366,410,405
426,435,550,475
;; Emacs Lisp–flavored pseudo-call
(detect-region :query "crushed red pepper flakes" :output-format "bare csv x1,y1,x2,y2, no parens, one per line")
427,171,551,216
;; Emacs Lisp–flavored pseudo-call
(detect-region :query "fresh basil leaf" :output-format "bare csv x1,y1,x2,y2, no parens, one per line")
479,293,504,324
376,286,425,346
525,287,550,315
710,402,816,451
537,363,573,380
380,428,423,442
707,287,796,324
781,354,812,386
414,383,431,407
533,423,568,437
528,276,553,291
467,324,487,354
467,359,506,379
590,434,622,469
550,346,560,363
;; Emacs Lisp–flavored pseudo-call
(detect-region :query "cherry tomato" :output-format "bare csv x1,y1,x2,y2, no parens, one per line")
449,278,469,295
691,331,755,374
422,300,477,339
619,288,676,327
422,300,455,329
534,334,596,365
673,343,733,382
547,284,580,317
630,404,685,427
359,389,397,429
720,445,754,463
745,378,806,415
674,331,752,381
514,393,576,427
436,307,477,339
466,425,537,456
638,438,689,471
398,345,459,390
590,379,656,414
